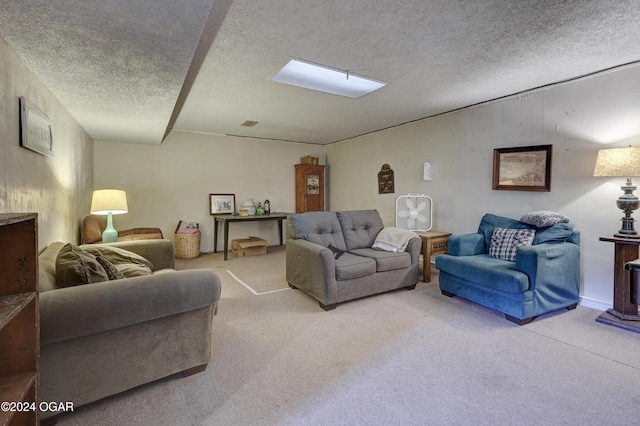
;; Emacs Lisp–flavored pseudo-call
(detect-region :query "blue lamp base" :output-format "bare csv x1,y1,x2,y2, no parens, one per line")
102,211,118,243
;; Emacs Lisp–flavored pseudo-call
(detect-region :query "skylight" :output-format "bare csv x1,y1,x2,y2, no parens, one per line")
270,58,387,98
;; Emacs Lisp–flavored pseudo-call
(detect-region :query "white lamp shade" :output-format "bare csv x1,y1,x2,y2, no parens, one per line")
593,147,640,177
90,189,128,215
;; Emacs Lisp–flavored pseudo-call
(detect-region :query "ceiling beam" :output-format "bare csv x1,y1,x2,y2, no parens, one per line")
162,0,233,142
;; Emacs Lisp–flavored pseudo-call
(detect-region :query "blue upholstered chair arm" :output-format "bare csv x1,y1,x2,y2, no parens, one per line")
447,233,486,256
515,242,581,294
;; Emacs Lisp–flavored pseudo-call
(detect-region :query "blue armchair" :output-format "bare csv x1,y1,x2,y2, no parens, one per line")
435,214,580,325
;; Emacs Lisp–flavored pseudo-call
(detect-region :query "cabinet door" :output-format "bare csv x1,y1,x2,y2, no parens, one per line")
304,172,323,212
0,213,39,426
295,165,325,213
0,218,37,295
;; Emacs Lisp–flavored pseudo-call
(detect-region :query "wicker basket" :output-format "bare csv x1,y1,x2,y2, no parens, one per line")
174,231,201,259
300,155,318,165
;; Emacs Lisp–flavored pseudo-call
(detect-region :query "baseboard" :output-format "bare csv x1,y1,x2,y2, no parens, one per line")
579,296,611,312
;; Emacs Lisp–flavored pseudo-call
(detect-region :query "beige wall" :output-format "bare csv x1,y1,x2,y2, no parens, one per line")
0,38,93,250
93,131,322,252
326,64,640,309
90,60,640,309
5,15,637,310
91,64,640,309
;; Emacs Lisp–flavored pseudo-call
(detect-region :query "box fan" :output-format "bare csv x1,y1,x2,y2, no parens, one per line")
395,194,433,231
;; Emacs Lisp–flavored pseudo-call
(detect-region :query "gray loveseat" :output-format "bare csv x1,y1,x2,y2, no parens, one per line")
38,239,221,422
286,210,421,310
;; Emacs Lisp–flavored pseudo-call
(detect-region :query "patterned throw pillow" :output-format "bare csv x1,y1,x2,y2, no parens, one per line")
489,228,536,261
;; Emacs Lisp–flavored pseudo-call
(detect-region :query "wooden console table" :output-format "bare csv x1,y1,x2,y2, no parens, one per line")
597,235,640,333
213,213,289,260
415,231,451,283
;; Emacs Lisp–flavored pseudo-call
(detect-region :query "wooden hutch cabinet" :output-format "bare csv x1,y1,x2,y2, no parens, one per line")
0,213,39,425
295,164,325,213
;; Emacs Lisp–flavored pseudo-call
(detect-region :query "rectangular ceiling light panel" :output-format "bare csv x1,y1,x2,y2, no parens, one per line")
271,58,387,98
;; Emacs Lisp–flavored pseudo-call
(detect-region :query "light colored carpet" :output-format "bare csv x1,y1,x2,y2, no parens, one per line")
55,250,640,425
176,246,290,294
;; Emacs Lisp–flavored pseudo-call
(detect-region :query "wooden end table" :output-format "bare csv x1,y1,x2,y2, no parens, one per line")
597,235,640,333
415,231,451,283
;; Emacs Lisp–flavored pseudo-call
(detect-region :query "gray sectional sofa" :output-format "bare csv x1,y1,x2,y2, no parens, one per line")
286,209,421,310
38,239,221,422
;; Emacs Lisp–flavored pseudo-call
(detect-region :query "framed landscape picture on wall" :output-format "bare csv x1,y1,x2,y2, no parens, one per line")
492,144,552,192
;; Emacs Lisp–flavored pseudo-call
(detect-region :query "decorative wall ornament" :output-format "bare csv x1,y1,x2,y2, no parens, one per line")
19,97,53,157
378,164,395,194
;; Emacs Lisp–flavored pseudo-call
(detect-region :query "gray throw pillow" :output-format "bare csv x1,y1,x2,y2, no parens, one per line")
520,211,572,228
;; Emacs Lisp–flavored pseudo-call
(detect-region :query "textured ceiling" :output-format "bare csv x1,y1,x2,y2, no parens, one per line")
2,0,640,145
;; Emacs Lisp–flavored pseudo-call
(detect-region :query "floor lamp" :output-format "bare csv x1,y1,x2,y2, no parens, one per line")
594,146,640,238
90,189,128,243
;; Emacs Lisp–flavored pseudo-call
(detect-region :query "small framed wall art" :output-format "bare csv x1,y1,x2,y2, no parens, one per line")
19,96,53,157
306,174,320,194
492,144,552,192
210,193,236,214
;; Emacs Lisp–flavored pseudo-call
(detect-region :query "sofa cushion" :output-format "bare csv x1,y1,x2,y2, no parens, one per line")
535,223,576,245
290,212,347,251
115,263,153,277
337,210,384,251
478,214,574,250
39,241,67,292
82,244,154,277
436,254,530,294
95,256,126,280
488,228,536,262
350,248,411,272
55,243,109,288
334,252,377,281
82,244,154,268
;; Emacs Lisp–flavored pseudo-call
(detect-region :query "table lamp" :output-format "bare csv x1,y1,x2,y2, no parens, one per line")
90,189,128,243
593,146,640,238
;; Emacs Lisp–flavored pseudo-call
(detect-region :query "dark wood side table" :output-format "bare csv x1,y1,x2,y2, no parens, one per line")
597,235,640,333
415,231,451,283
212,213,290,260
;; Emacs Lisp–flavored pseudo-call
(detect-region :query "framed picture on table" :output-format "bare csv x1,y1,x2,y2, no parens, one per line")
210,193,235,214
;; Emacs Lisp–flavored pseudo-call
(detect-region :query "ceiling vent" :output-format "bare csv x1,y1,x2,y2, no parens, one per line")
241,120,258,127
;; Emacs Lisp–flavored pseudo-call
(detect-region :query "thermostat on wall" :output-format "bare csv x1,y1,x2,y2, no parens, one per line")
423,162,434,181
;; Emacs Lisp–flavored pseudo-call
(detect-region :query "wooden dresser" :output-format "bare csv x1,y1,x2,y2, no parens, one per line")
0,213,39,425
